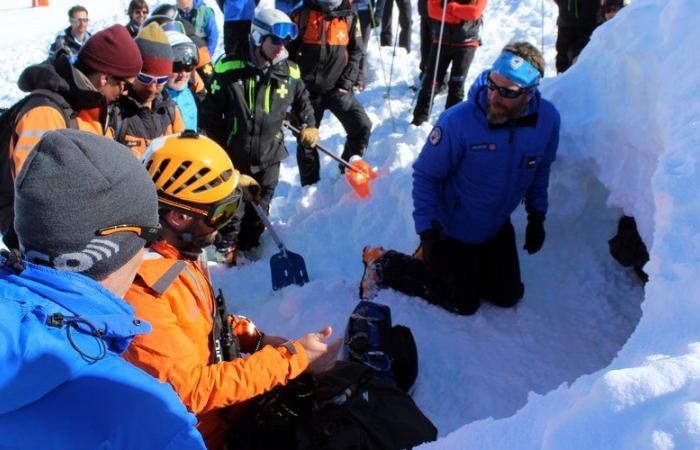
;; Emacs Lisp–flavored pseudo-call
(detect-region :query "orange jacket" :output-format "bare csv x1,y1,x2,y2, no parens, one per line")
123,241,309,449
10,55,112,176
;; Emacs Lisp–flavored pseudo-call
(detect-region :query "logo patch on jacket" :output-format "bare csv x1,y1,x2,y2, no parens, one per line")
429,127,442,145
470,143,497,152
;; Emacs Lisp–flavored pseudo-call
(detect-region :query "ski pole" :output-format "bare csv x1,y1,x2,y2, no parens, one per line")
386,29,399,132
428,0,449,118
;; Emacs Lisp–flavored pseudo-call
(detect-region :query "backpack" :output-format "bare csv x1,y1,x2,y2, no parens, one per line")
232,361,437,450
0,90,74,248
344,301,419,392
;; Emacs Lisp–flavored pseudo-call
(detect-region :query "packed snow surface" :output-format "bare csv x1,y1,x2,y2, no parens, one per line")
1,0,698,448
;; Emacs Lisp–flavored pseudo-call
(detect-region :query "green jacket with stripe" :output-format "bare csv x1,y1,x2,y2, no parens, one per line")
200,50,316,174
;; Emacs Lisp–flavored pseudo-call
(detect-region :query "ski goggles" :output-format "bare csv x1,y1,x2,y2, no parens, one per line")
487,74,532,99
491,51,541,89
204,189,242,230
254,19,299,43
137,72,170,86
96,223,162,244
173,61,195,73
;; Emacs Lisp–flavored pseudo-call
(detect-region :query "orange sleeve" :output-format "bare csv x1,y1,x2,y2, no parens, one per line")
12,106,67,176
172,107,185,134
124,283,309,416
445,0,488,22
192,71,207,95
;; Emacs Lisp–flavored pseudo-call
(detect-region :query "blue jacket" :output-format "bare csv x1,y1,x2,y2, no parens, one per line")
221,0,256,23
412,70,560,244
0,257,206,450
181,0,220,58
166,86,198,130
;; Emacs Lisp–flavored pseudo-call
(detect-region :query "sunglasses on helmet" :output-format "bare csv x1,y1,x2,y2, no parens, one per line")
96,223,162,244
486,75,532,99
137,72,170,86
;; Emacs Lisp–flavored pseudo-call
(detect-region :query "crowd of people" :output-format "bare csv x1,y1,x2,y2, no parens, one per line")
0,0,631,448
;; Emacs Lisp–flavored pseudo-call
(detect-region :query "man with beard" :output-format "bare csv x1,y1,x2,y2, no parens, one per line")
359,42,560,315
123,132,341,450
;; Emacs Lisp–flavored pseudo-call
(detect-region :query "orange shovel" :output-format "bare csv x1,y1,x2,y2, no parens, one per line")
284,122,378,198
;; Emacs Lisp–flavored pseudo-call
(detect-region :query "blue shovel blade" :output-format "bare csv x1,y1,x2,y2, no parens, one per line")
270,249,309,290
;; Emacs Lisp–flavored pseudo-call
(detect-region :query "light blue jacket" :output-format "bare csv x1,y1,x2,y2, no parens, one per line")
0,256,206,449
166,86,198,130
412,70,560,244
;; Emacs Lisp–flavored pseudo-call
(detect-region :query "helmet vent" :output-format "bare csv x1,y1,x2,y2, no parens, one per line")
192,168,216,193
221,169,233,181
163,160,191,192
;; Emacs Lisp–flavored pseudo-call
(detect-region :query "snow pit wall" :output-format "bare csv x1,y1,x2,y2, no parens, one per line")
424,0,700,448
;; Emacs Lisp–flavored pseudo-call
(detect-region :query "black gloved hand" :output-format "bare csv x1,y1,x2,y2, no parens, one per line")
420,225,443,271
524,212,546,255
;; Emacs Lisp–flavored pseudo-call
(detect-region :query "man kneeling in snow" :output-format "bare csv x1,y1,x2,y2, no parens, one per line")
361,42,560,315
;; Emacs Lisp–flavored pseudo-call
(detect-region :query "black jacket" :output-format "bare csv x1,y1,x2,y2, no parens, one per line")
554,0,600,27
48,27,91,62
200,47,316,174
288,0,363,95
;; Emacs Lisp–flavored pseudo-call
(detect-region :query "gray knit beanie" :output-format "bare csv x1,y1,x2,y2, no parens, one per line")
14,129,159,279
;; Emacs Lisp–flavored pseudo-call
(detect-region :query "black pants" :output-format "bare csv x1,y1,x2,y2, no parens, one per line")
357,9,374,88
298,90,372,186
413,45,476,122
217,162,280,252
377,221,524,315
380,0,411,51
224,20,252,55
419,16,431,75
555,24,596,73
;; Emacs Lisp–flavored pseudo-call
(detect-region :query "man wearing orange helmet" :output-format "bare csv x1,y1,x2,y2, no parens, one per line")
123,131,341,450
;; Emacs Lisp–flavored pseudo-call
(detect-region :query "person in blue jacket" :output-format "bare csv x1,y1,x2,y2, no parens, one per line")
360,42,560,315
177,0,220,59
0,130,205,449
216,0,257,54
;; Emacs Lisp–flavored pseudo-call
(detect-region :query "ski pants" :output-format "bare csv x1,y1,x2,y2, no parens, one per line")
555,24,596,73
377,221,524,315
297,89,372,186
419,15,431,75
216,162,280,252
380,0,412,51
413,45,477,121
357,9,373,88
223,20,251,55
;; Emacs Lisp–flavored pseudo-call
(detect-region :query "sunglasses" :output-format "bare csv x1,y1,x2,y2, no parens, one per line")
71,17,90,24
173,61,195,73
268,35,292,46
487,75,531,99
96,224,162,244
137,72,170,86
133,9,149,15
204,190,242,230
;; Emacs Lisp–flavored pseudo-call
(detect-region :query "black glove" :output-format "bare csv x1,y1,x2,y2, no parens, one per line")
420,225,443,271
524,212,546,255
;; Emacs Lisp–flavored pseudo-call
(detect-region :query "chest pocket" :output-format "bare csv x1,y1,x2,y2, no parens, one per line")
302,10,350,46
519,153,540,193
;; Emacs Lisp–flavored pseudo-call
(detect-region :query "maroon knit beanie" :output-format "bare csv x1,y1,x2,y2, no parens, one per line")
77,25,142,78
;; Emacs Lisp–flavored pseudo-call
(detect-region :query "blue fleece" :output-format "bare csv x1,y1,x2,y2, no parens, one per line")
0,258,205,449
412,70,560,244
167,86,198,130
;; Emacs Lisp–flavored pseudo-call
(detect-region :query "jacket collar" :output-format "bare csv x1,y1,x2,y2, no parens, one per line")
0,256,151,353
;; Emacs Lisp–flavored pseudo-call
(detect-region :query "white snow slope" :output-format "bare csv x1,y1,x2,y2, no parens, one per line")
1,0,697,448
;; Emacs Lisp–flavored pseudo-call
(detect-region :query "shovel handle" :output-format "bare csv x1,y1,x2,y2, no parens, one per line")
283,122,361,174
251,202,285,252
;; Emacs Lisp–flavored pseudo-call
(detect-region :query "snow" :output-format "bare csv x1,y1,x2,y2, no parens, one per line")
1,0,698,448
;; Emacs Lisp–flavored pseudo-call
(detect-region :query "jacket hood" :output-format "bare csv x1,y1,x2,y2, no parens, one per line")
18,55,105,111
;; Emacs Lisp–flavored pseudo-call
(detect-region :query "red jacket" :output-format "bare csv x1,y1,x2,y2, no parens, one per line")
428,0,487,46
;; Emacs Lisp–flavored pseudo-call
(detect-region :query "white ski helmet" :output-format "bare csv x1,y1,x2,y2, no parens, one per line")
165,30,199,67
250,8,298,47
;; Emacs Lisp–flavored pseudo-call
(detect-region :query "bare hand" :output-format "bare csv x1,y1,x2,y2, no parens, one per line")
297,326,342,374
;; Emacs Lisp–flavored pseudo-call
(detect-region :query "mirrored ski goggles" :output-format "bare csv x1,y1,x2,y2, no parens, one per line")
137,72,170,86
96,223,162,244
487,74,532,99
173,61,195,73
204,189,242,229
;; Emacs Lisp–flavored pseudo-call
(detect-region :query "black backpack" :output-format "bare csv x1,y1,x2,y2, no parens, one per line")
0,90,74,248
232,361,437,450
344,301,419,392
